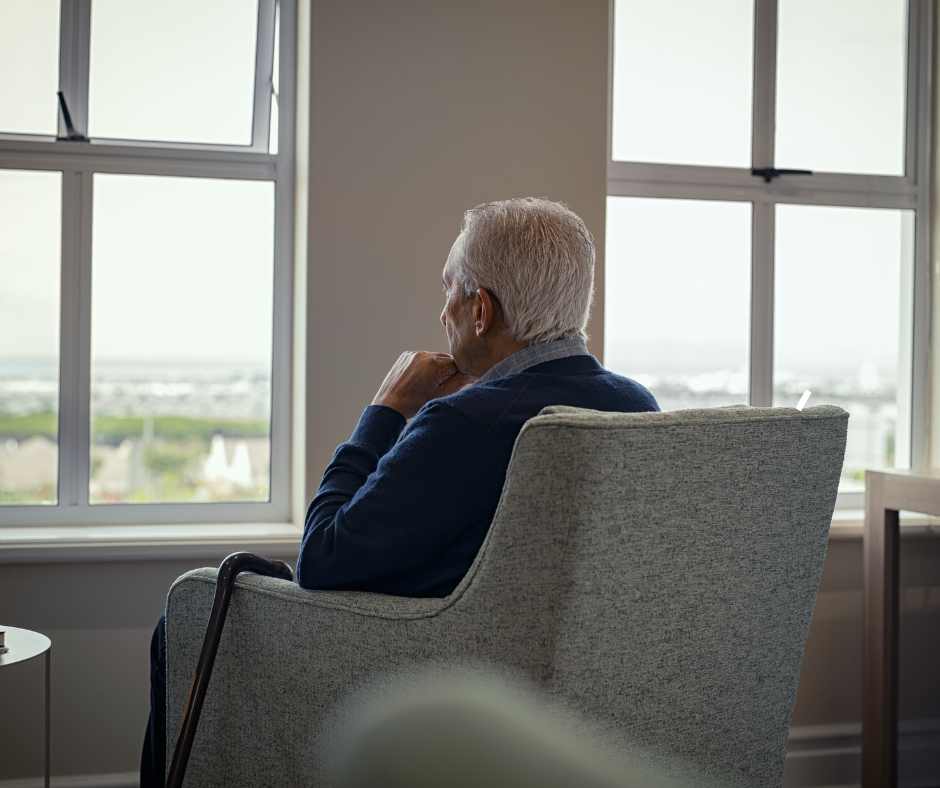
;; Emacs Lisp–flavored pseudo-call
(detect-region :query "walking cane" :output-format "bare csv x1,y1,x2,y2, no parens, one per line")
166,552,293,788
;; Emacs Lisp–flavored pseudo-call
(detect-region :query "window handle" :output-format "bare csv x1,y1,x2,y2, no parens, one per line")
56,91,89,142
751,167,814,183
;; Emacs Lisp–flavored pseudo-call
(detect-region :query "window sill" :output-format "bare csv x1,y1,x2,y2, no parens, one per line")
0,522,302,564
2,511,938,565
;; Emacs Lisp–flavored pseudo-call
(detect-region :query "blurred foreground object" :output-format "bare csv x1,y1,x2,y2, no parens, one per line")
328,666,725,788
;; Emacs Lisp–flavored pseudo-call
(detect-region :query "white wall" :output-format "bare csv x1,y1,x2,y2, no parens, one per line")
1,1,939,784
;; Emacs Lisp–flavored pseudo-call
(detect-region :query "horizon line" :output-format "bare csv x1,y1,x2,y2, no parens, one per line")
0,356,271,366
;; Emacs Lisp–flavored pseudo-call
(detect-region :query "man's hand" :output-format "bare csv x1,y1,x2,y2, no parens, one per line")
372,351,476,419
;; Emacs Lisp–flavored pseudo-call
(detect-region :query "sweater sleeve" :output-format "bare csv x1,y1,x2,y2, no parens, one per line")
296,400,497,593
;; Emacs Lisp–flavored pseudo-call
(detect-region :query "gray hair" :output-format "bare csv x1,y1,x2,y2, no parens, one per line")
450,197,595,345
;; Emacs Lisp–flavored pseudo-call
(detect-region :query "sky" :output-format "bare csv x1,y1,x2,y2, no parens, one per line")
606,0,910,381
0,0,914,383
1,0,271,366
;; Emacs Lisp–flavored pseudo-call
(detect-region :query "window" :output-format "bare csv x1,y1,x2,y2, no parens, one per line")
606,0,930,508
0,0,296,525
605,197,751,410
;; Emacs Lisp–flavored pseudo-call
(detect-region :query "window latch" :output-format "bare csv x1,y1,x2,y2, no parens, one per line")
751,167,814,183
56,91,89,142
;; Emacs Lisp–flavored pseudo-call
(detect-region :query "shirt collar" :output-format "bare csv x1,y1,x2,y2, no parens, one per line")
476,336,590,384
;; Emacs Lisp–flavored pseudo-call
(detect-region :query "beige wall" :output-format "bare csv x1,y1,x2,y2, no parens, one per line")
304,0,608,492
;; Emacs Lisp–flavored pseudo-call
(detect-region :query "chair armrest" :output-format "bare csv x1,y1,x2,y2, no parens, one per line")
171,567,455,620
164,567,467,786
167,555,293,788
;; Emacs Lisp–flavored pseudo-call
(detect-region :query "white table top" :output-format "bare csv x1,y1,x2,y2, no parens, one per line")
0,625,51,667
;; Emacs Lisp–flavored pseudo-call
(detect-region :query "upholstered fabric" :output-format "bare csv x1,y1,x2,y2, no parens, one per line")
166,405,847,787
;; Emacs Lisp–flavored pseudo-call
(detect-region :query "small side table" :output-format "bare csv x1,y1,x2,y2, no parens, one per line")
0,625,51,788
863,468,940,788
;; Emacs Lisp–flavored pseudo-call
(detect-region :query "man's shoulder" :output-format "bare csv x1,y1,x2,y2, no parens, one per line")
591,369,660,411
397,391,516,454
425,378,521,424
428,363,660,424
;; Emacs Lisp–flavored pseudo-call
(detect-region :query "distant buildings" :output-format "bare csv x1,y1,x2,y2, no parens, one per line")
1,360,272,502
202,434,262,493
0,436,56,499
0,433,270,503
0,358,900,502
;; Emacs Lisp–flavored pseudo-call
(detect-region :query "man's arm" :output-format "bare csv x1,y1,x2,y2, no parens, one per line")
296,400,503,594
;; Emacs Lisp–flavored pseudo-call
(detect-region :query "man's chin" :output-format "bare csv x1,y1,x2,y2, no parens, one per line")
451,350,472,376
446,344,463,371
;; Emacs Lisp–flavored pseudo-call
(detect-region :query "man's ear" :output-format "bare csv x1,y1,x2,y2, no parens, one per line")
474,288,498,337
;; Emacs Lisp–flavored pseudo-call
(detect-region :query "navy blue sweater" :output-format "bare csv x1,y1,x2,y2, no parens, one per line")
296,355,658,597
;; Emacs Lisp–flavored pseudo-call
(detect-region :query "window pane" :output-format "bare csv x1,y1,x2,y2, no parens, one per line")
605,197,751,410
776,0,907,176
611,0,753,167
0,0,60,136
774,205,910,491
88,0,258,145
90,175,274,503
0,170,61,505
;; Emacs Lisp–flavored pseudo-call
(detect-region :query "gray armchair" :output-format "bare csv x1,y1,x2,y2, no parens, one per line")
166,405,847,787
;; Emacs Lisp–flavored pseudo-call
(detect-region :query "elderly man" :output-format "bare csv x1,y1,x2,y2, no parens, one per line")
140,198,657,786
295,197,658,596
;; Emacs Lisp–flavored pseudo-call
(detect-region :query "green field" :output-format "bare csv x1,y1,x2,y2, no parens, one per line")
0,410,268,444
1,410,269,503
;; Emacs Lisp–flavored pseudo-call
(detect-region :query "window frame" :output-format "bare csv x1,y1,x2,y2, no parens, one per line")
0,0,297,525
605,0,933,510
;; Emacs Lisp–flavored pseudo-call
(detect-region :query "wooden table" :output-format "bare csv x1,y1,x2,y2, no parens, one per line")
863,468,940,788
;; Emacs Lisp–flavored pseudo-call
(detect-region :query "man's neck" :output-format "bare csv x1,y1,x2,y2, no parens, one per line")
473,336,528,378
473,336,592,385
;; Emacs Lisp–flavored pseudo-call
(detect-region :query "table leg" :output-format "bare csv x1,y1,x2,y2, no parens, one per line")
863,474,899,788
44,648,51,788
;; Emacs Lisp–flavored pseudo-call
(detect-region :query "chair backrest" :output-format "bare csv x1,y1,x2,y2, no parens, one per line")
456,405,847,788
